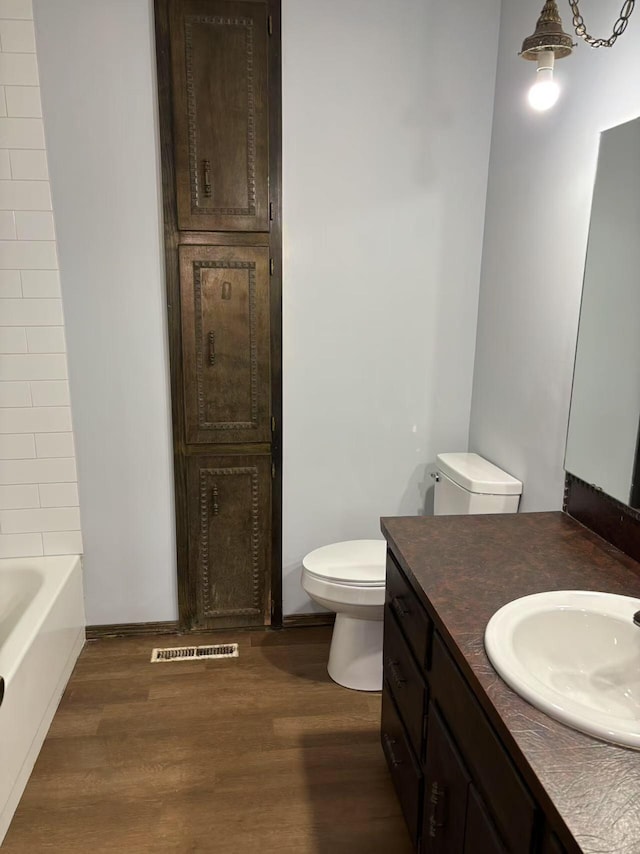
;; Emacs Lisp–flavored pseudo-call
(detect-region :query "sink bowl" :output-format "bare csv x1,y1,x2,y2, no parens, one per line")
485,590,640,749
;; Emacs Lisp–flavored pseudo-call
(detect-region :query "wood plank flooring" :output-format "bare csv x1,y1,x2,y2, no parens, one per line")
3,627,412,853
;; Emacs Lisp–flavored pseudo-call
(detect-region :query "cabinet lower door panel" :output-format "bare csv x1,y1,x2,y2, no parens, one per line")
181,244,271,444
188,453,271,628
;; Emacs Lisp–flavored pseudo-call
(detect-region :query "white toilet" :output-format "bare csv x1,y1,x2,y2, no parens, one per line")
302,539,387,692
301,453,522,692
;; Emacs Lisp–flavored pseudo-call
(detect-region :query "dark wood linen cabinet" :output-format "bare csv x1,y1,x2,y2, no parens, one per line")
155,0,282,629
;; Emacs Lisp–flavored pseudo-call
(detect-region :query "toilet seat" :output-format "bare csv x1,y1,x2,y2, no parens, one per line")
303,568,384,588
302,539,386,587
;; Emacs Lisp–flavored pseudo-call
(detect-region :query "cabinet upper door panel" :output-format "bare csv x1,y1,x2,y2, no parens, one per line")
169,0,269,232
180,244,271,444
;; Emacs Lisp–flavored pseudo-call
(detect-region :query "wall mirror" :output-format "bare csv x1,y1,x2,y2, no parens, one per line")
565,115,640,509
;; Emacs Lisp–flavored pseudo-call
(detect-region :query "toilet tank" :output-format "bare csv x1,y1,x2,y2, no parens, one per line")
434,453,522,515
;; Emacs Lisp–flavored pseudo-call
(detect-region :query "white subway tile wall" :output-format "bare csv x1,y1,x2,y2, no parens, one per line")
0,0,82,558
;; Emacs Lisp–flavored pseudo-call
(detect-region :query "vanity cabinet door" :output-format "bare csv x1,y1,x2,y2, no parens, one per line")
180,244,271,444
422,703,470,854
540,830,566,854
187,452,271,628
430,635,536,852
169,0,270,232
463,785,506,854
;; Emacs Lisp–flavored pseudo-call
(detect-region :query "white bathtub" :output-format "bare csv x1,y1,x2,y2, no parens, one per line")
0,555,85,843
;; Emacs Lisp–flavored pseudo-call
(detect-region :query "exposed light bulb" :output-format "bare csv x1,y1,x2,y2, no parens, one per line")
528,50,560,111
528,77,560,111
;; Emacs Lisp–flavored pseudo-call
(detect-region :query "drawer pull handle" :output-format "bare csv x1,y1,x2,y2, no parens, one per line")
208,331,216,366
387,659,406,689
428,780,447,838
212,483,219,516
382,733,403,768
391,597,408,619
203,158,212,197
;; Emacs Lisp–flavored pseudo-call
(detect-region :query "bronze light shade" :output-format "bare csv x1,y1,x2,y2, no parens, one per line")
520,0,575,60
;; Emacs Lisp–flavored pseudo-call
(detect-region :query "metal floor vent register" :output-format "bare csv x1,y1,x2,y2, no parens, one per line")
150,643,239,663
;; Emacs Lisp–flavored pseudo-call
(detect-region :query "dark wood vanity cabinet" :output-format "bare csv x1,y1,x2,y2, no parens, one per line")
381,550,563,854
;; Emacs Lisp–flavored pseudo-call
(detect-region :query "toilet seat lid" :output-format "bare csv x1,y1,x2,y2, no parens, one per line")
302,539,386,586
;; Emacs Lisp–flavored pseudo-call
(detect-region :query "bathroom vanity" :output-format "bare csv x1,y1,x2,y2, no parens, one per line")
380,511,640,854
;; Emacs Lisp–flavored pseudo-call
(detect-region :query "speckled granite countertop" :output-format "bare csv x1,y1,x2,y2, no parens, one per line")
381,511,640,854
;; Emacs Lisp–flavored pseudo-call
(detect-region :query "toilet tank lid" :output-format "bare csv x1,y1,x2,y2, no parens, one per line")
436,453,522,496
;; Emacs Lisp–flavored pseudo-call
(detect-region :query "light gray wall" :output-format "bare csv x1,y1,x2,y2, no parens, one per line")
282,0,501,613
565,118,640,504
34,0,178,624
469,2,640,511
33,0,501,622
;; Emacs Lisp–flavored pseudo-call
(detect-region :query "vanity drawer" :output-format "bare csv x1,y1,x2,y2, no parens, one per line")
430,635,536,853
384,605,429,759
386,551,432,669
382,681,423,849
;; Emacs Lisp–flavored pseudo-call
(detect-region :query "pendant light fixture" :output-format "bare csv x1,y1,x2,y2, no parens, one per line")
520,0,636,111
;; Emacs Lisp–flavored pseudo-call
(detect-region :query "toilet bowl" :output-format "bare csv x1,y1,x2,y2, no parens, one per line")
301,539,386,692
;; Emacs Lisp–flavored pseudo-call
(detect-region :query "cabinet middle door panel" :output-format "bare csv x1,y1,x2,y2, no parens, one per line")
181,245,271,444
169,0,269,232
188,453,271,626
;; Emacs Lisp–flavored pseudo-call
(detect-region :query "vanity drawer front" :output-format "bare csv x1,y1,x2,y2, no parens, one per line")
386,551,432,669
384,605,428,759
430,635,535,853
382,682,423,848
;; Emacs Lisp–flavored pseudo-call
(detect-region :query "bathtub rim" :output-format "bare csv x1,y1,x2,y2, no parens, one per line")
0,555,82,685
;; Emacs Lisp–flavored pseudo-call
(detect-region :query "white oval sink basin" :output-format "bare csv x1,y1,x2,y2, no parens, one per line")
485,590,640,749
